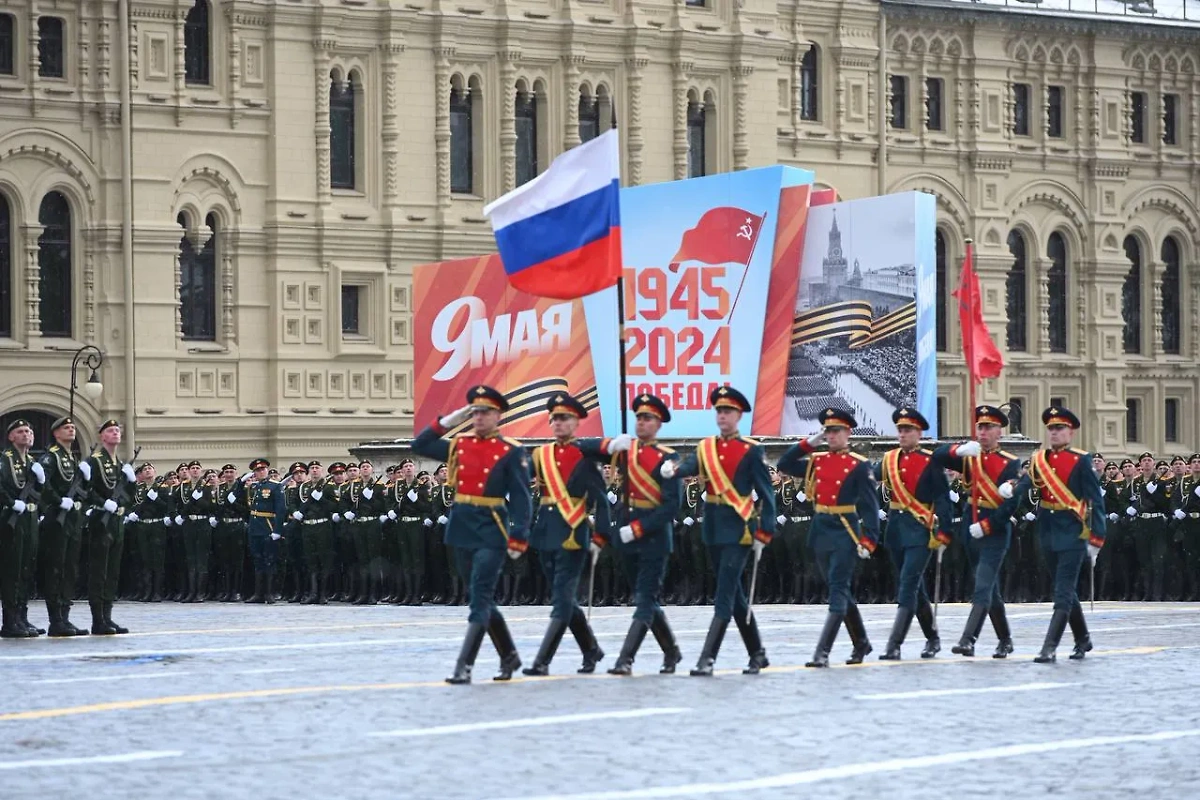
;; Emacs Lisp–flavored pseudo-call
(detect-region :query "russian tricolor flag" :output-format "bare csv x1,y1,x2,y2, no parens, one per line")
483,129,622,300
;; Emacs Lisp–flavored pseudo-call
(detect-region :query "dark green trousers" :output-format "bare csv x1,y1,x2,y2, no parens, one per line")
184,519,213,574
0,515,33,607
39,511,83,606
87,516,125,604
302,522,334,577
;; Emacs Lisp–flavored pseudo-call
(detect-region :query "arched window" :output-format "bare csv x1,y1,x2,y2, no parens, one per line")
179,212,217,341
935,229,947,352
515,84,539,186
1047,231,1068,353
687,93,706,178
1161,236,1181,354
1122,235,1142,354
184,1,210,86
330,70,358,190
0,192,10,337
800,44,819,121
38,191,72,338
579,88,600,143
1005,230,1027,352
449,77,475,194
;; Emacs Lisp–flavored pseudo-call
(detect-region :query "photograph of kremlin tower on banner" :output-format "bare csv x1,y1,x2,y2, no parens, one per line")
783,193,935,438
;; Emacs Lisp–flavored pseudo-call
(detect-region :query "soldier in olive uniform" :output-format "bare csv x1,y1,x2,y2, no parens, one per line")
215,464,249,602
176,460,216,603
345,460,385,604
431,464,460,604
84,419,137,634
1175,454,1200,597
1,419,44,637
281,462,308,602
37,417,89,635
293,461,336,604
133,467,173,603
388,460,422,605
1132,454,1172,601
124,464,151,601
325,463,352,600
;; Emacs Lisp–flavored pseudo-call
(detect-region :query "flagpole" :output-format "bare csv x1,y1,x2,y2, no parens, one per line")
724,212,768,324
964,237,981,526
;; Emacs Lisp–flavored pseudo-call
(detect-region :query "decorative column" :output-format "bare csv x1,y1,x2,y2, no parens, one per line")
84,235,96,344
28,4,40,117
173,248,183,339
732,63,751,171
79,13,90,122
381,41,404,209
173,9,186,126
563,55,582,151
227,7,242,128
671,61,690,180
314,41,333,205
918,59,928,145
626,57,646,185
221,242,235,347
1149,259,1164,356
500,51,520,192
433,46,453,210
1036,256,1051,354
97,10,111,92
129,20,139,91
23,225,42,340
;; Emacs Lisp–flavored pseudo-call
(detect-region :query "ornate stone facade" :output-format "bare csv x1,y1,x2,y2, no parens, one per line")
0,0,1195,462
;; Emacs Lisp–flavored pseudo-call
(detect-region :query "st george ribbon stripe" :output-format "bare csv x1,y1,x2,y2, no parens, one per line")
369,707,688,739
791,301,916,349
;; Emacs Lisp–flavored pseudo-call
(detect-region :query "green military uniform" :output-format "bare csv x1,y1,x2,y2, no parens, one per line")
679,479,708,604
394,476,430,605
345,472,384,604
432,479,459,604
217,471,249,601
1176,458,1200,597
297,472,337,604
84,422,136,635
37,430,89,636
133,474,173,602
1,422,41,638
176,469,217,602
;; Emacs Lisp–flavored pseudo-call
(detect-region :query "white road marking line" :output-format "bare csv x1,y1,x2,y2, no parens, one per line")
0,750,183,770
1091,621,1200,633
504,729,1200,800
27,672,191,685
855,681,1078,701
370,708,688,739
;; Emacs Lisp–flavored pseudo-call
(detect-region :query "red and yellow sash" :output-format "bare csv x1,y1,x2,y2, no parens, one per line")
968,454,1005,508
883,449,934,529
534,444,587,534
627,441,663,506
697,436,754,521
1030,449,1087,527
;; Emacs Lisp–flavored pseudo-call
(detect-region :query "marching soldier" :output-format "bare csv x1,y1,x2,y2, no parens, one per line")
664,386,777,677
37,417,88,635
931,405,1022,658
1,418,44,637
244,459,286,604
778,408,880,668
602,393,683,676
84,419,137,635
1001,407,1106,662
521,392,619,676
412,384,532,685
874,408,954,660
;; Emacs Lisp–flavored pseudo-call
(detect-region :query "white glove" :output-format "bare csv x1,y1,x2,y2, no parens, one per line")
148,490,158,501
422,518,433,527
1175,509,1187,521
209,517,217,528
31,462,46,484
507,549,522,561
619,525,635,544
333,513,341,522
439,404,474,428
969,522,984,539
683,516,695,527
796,491,807,503
998,481,1014,499
805,431,826,449
85,508,92,517
590,542,602,558
606,491,618,504
312,491,323,501
1088,543,1101,562
660,461,677,480
227,492,237,504
701,491,708,501
164,517,173,527
752,539,766,556
955,441,982,458
103,499,118,513
1194,484,1200,498
1023,512,1036,522
59,497,74,510
387,509,397,521
878,509,888,521
936,543,947,556
1147,482,1158,494
856,545,870,560
378,515,388,523
128,512,139,523
12,499,26,514
751,490,759,502
270,533,282,541
345,511,356,521
1107,513,1118,522
607,433,633,454
192,489,203,500
406,490,418,502
174,515,183,526
949,490,960,504
1126,506,1137,517
121,463,137,483
588,515,595,525
292,511,304,521
362,488,374,500
437,515,448,525
777,514,787,525
79,461,92,481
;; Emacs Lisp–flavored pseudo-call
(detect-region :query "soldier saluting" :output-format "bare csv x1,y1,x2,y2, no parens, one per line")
412,385,532,685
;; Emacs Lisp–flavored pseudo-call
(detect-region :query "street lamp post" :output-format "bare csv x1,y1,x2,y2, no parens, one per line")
69,344,105,421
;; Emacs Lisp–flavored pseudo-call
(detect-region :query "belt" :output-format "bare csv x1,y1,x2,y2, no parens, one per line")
793,516,812,522
251,511,275,518
629,498,658,510
187,514,208,521
303,518,329,525
353,517,375,524
1188,513,1200,519
1140,512,1165,519
400,516,421,522
158,517,172,524
221,517,242,523
455,493,504,508
815,504,856,515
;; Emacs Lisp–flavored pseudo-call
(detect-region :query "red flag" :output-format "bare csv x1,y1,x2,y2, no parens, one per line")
953,242,1004,384
669,206,765,272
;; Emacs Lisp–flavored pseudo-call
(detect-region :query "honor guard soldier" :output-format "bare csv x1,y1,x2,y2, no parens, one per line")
663,386,777,677
521,392,621,677
295,462,337,605
932,405,1022,658
413,385,533,685
1001,407,1106,662
245,459,287,604
216,464,249,602
1,418,44,637
778,408,881,668
601,393,684,676
282,462,308,602
84,420,137,635
431,464,461,604
38,417,89,636
1176,454,1200,594
874,408,955,660
134,465,173,603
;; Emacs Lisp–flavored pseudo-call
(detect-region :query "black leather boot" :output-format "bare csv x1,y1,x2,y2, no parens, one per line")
844,604,872,665
246,573,265,604
734,611,769,674
446,622,487,685
20,605,44,636
990,603,1015,659
47,603,72,637
806,612,844,668
1067,603,1092,660
318,574,330,605
0,607,24,638
608,620,649,676
650,609,683,674
952,603,989,656
150,572,164,603
104,602,129,634
264,574,275,605
90,601,117,635
303,574,319,605
62,602,88,635
488,613,521,680
689,616,730,677
195,573,208,603
523,617,569,676
410,575,424,606
879,606,915,660
569,606,604,673
1034,608,1070,663
915,597,940,658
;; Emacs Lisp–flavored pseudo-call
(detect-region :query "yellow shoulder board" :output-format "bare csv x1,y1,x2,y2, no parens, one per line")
919,448,933,456
655,444,676,455
1070,447,1088,456
998,450,1017,461
501,436,523,449
849,452,868,462
741,436,761,447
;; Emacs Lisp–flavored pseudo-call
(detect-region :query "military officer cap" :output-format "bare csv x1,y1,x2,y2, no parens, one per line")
1190,453,1200,463
1171,455,1186,466
974,405,1008,427
892,407,929,431
50,415,73,432
819,407,857,430
98,419,121,433
221,463,237,472
1093,453,1105,462
308,460,322,468
1105,461,1117,470
203,468,217,478
136,462,154,475
1120,458,1135,468
547,392,588,419
417,470,430,479
250,458,270,470
176,462,188,472
5,418,31,434
329,462,347,475
398,458,414,468
288,461,308,475
710,385,751,413
1156,460,1169,469
1138,452,1154,461
467,384,509,412
1042,406,1080,429
385,465,396,475
633,393,672,423
436,463,447,473
187,460,202,469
